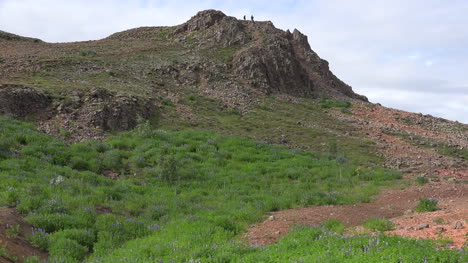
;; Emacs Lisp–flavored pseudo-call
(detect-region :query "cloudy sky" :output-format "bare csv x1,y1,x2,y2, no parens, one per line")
1,0,467,123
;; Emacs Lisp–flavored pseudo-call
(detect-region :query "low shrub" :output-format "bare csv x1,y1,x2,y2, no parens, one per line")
415,198,438,212
29,228,49,250
363,218,395,232
415,176,429,185
48,238,88,261
320,99,351,109
321,219,345,234
24,256,41,263
50,228,96,250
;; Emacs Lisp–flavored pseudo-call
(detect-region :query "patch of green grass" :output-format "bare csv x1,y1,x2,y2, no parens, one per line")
80,50,97,57
433,218,449,225
436,235,454,247
320,98,351,109
59,128,71,138
5,224,21,238
0,116,404,261
103,226,468,262
363,218,395,232
24,256,42,263
416,176,429,185
384,131,468,161
169,96,383,164
216,46,241,64
415,198,438,212
321,219,345,234
0,244,18,262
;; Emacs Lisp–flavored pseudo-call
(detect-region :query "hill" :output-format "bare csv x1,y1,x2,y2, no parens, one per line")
0,9,467,262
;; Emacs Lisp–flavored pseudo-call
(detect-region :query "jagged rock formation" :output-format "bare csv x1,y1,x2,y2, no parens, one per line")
173,10,367,101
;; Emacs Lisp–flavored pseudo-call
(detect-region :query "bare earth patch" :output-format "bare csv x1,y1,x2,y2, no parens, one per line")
0,208,47,262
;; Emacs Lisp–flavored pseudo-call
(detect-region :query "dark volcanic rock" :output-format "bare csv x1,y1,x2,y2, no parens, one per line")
180,9,227,32
0,84,51,117
233,26,367,101
174,10,367,101
56,88,157,132
174,10,249,47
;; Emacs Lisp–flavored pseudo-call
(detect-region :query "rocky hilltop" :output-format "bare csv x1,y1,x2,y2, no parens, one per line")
1,9,465,149
1,10,365,111
109,10,367,102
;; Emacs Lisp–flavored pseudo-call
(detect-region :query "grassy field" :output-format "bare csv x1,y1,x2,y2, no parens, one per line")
1,116,466,262
157,96,382,165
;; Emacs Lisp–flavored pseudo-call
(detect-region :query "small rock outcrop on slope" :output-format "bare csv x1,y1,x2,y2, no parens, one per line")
0,85,157,141
0,84,51,117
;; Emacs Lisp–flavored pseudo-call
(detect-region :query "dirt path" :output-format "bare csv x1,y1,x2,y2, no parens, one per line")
0,208,47,262
246,103,468,249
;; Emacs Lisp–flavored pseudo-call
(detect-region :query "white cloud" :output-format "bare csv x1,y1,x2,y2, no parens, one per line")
0,0,467,123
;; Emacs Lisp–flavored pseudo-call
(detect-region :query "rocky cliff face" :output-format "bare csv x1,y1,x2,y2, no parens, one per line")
173,10,367,101
108,10,367,103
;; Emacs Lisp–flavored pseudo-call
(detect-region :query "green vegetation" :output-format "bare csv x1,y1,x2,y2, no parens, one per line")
321,219,345,234
384,131,468,161
0,244,18,262
80,50,97,57
216,46,241,64
436,235,454,247
166,96,381,164
416,176,429,185
235,227,466,262
320,98,351,109
5,223,21,238
434,218,449,225
363,218,395,232
24,256,42,263
415,198,439,212
0,116,465,261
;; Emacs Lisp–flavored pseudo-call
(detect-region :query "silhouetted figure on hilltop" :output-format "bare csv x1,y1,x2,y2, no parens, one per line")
243,15,246,20
251,15,254,23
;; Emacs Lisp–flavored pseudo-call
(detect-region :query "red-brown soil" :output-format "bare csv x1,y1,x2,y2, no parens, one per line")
0,208,47,262
246,179,467,248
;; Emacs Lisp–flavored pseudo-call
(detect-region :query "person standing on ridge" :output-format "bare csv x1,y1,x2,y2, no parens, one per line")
243,15,246,20
251,15,254,23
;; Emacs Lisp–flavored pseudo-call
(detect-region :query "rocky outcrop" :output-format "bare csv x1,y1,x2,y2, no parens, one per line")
0,84,51,117
50,87,157,132
233,34,314,97
174,10,367,101
0,85,157,141
174,10,250,47
233,25,367,101
176,10,226,32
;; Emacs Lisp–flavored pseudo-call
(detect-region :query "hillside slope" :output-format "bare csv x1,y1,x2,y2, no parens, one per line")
0,9,467,263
